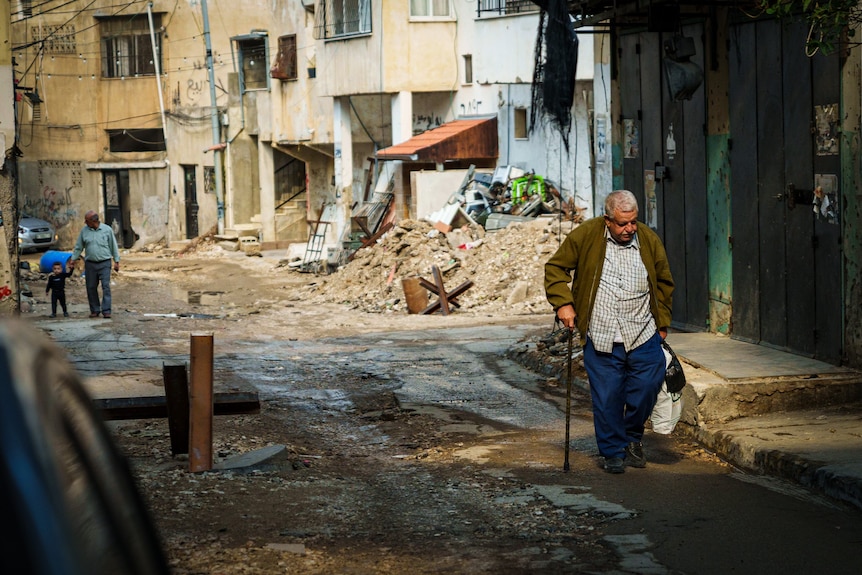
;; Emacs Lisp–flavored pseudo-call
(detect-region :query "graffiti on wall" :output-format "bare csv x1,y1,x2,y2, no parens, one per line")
32,160,82,232
413,114,443,133
187,78,204,102
23,185,77,229
458,100,483,117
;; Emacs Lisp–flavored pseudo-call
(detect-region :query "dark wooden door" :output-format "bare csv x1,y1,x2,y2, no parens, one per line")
183,165,199,239
102,170,134,248
618,23,709,332
728,18,842,363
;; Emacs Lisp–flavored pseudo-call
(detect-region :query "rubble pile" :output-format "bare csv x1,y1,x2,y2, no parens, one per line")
305,216,581,315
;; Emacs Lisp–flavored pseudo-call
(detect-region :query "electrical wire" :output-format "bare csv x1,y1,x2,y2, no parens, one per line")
12,0,148,50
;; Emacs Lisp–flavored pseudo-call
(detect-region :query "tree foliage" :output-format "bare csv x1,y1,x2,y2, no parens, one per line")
757,0,862,54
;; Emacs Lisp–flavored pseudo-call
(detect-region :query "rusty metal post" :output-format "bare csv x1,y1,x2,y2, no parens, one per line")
189,333,214,472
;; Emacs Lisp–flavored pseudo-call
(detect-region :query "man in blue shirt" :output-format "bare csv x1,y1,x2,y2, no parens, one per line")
70,211,120,319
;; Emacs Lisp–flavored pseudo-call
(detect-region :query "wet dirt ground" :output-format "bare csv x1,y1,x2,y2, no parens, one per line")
22,249,862,575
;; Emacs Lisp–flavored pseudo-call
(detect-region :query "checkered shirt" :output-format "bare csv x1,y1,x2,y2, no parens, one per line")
588,228,657,353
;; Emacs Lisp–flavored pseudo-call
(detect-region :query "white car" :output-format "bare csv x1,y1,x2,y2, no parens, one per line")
18,214,58,252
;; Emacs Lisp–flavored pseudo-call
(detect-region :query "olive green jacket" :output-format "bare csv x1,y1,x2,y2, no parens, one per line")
544,216,675,345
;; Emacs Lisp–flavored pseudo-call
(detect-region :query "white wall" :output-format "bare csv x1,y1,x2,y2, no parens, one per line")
461,11,596,216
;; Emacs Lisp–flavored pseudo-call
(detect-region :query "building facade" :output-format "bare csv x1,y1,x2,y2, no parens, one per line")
568,0,862,369
10,0,598,259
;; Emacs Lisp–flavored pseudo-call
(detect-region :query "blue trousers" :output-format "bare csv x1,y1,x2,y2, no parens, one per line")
84,259,113,315
584,332,665,459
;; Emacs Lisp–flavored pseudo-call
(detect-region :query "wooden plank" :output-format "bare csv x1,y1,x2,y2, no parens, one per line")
163,364,190,455
728,20,760,343
810,35,843,364
432,265,450,315
680,22,709,330
417,277,462,308
422,280,474,315
756,19,788,349
782,19,816,358
93,392,261,421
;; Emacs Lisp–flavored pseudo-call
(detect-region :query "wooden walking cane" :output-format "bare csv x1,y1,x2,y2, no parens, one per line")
563,327,573,472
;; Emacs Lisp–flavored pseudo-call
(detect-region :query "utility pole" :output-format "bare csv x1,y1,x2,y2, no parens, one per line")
147,3,167,142
200,0,225,234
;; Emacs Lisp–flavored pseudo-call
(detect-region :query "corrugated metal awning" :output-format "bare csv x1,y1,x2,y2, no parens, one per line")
376,117,498,163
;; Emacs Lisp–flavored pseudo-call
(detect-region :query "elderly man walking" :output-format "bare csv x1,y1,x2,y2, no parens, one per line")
544,190,674,474
71,210,121,319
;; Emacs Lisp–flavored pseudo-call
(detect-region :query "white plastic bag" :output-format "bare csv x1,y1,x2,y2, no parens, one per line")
651,344,682,434
651,382,682,434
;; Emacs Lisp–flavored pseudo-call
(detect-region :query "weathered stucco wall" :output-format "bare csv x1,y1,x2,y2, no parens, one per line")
706,12,732,335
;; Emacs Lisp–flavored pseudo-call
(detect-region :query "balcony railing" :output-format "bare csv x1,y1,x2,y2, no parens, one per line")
476,0,540,17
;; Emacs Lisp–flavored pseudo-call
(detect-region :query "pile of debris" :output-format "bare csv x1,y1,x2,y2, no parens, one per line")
304,215,582,315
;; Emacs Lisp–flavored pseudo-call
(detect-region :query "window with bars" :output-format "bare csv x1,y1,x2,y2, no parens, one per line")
17,0,32,17
314,0,372,40
31,25,77,54
514,108,529,139
476,0,539,17
271,35,297,81
410,0,450,17
100,15,161,78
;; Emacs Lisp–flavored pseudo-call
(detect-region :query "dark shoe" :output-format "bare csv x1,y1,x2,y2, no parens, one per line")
63,313,69,317
102,313,112,319
603,457,625,474
625,442,647,468
49,314,56,318
89,312,100,318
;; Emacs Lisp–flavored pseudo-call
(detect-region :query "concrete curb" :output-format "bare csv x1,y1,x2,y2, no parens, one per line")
682,411,862,512
506,339,862,512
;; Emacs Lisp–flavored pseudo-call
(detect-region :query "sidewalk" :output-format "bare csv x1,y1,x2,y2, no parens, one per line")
666,332,862,512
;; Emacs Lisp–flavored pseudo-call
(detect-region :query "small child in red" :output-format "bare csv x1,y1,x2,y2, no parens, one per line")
45,261,74,318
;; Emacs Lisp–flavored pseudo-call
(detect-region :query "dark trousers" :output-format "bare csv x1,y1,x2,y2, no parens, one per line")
84,259,113,315
583,332,665,459
50,291,67,315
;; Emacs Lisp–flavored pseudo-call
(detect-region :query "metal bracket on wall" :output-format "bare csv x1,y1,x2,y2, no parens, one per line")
785,183,814,210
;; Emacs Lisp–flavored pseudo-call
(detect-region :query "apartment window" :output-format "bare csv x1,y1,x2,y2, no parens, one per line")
514,108,528,139
271,35,297,81
100,15,161,78
476,0,539,17
463,54,473,84
314,0,372,39
17,0,32,17
236,36,269,91
204,166,216,194
107,128,166,152
410,0,450,17
31,25,77,54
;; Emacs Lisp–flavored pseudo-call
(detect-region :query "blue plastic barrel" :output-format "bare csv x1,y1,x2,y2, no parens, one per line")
39,251,74,274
